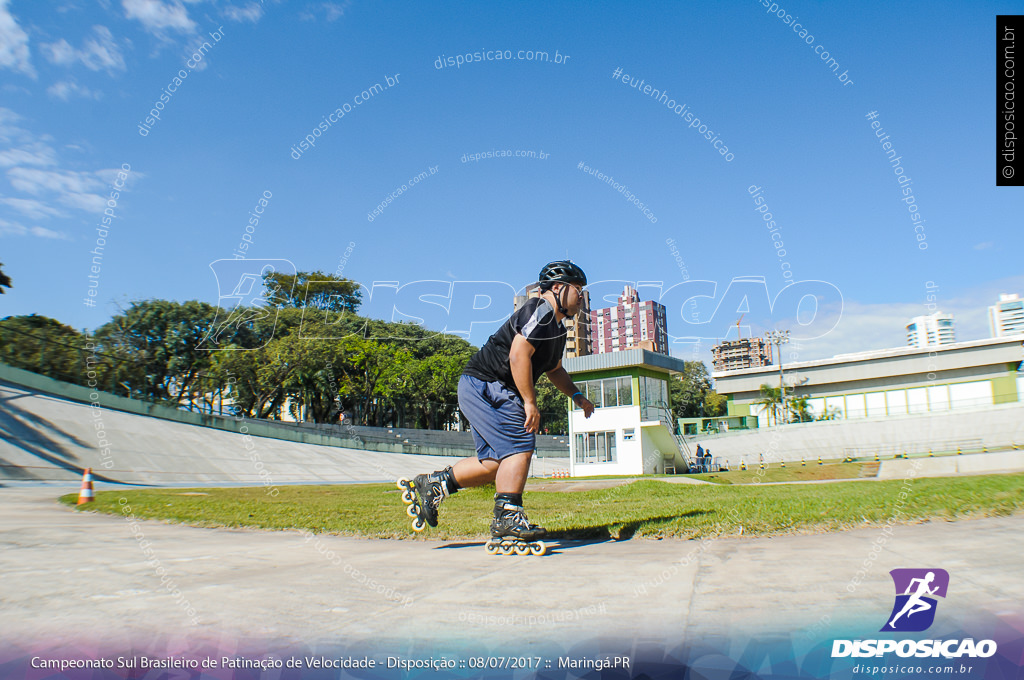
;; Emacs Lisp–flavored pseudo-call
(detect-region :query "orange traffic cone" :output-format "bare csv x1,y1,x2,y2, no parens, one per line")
77,468,95,505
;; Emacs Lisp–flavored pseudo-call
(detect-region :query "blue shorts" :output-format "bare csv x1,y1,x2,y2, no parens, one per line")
458,374,536,461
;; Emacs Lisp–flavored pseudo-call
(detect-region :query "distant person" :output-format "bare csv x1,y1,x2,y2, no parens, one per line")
399,261,595,548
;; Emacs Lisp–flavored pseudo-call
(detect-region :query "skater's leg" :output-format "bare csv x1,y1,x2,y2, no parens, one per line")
452,456,499,487
495,450,532,494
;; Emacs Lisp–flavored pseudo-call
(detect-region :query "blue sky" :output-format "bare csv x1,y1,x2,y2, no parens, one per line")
1,0,1021,362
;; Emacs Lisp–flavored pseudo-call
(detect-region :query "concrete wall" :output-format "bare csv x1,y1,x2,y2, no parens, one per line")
683,401,1024,467
0,363,570,460
0,379,466,484
878,451,1024,479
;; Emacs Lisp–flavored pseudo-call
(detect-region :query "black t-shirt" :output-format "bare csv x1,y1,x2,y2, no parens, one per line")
463,297,566,400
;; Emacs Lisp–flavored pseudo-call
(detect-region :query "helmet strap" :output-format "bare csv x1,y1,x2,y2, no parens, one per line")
553,284,570,318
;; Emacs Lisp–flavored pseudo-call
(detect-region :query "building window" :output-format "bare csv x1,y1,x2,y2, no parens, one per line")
865,392,886,417
574,377,633,409
575,430,617,464
886,390,908,416
638,375,672,426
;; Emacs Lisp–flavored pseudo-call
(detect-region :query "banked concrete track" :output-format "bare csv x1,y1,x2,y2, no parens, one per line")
0,379,462,485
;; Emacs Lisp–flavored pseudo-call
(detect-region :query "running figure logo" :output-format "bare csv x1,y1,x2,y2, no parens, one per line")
197,259,296,350
881,568,949,632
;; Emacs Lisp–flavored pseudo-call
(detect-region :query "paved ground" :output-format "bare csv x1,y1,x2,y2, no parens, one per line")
4,484,1022,656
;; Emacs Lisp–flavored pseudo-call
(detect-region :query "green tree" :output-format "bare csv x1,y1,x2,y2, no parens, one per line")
401,349,474,429
0,262,11,294
816,405,842,421
788,395,814,423
757,384,783,426
534,375,569,435
0,315,87,382
704,390,728,418
263,270,362,313
95,300,221,405
668,361,728,419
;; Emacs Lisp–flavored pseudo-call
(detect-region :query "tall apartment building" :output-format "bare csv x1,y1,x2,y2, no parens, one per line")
711,337,773,372
513,284,592,358
589,285,668,355
906,312,956,348
989,293,1024,337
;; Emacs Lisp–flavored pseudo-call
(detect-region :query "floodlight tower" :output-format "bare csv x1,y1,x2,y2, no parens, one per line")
764,329,790,425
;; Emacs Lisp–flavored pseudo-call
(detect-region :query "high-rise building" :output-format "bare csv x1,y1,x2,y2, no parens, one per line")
989,293,1024,337
906,312,956,348
711,337,773,372
565,289,591,358
513,284,592,358
589,285,669,355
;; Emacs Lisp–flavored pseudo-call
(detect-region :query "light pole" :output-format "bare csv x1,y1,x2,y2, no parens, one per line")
764,329,790,425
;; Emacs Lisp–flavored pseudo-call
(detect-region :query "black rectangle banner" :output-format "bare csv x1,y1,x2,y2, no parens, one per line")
997,15,1022,186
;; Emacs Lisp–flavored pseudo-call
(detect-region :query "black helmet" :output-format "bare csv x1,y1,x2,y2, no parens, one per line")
538,260,587,288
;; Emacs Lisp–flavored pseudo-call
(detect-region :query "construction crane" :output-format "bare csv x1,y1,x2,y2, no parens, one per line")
736,314,744,340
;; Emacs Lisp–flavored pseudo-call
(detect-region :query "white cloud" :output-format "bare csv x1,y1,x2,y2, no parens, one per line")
44,39,76,65
0,197,67,219
223,2,263,23
8,167,105,196
0,107,135,228
974,241,994,250
58,191,107,212
0,216,25,234
48,79,101,101
183,35,212,70
773,275,1024,362
0,217,71,239
80,26,126,71
0,141,57,167
0,107,21,143
300,1,350,22
0,0,35,77
0,109,122,222
42,26,126,73
122,0,196,36
29,225,69,239
47,78,103,100
96,165,139,185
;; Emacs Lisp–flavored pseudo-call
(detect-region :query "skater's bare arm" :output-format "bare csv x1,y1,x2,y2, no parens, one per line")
547,363,594,418
510,334,541,433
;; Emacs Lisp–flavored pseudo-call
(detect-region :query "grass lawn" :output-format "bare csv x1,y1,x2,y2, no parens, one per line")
60,472,1024,541
688,461,870,484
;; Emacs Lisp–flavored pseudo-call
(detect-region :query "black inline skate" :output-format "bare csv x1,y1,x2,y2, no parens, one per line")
485,496,547,556
396,466,457,531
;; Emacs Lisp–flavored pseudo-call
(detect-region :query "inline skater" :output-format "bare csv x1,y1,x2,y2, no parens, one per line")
399,260,595,550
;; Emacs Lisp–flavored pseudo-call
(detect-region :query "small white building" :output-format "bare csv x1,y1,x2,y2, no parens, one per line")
989,293,1024,338
906,312,956,348
563,348,687,476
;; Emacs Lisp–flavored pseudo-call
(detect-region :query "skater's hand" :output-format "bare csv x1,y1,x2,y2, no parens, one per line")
572,393,595,418
524,401,541,433
579,397,595,418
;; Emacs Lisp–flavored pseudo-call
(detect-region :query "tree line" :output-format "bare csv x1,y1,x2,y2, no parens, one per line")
0,271,725,434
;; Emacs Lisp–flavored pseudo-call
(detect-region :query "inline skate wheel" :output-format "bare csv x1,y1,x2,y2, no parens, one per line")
515,543,530,556
500,543,514,555
530,542,547,556
484,541,499,555
396,478,409,490
401,489,415,504
412,517,426,532
406,503,419,518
